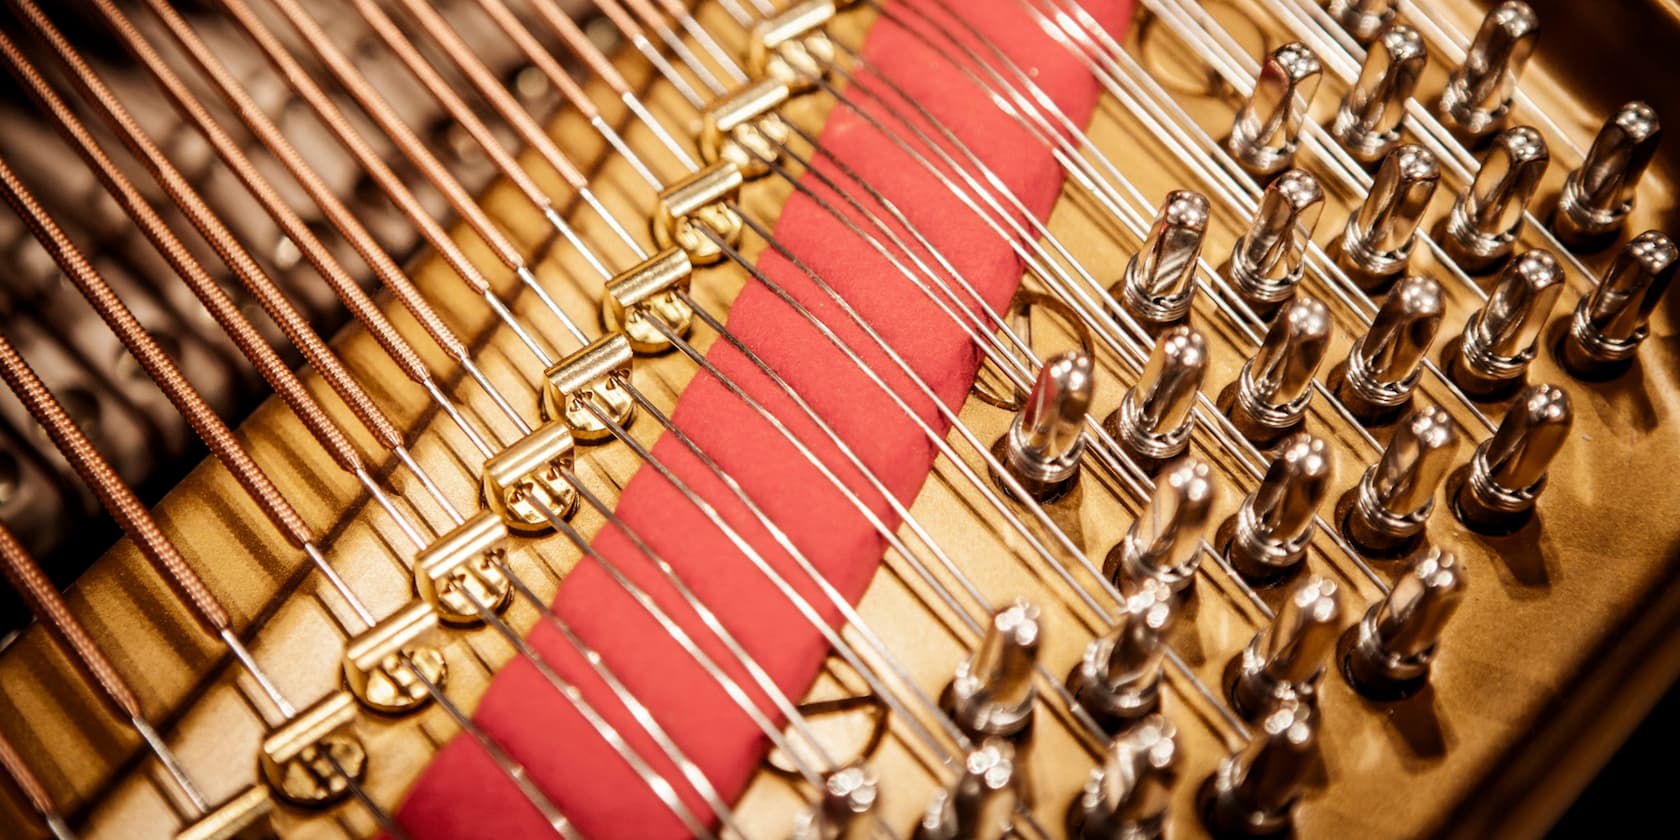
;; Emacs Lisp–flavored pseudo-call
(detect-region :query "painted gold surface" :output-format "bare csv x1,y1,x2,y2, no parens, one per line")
0,1,1676,838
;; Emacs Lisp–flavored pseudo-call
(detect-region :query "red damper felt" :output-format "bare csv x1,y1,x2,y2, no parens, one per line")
392,1,1134,836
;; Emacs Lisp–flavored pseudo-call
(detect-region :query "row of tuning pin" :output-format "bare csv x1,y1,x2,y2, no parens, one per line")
815,524,1465,838
807,5,1651,837
1210,1,1671,380
999,294,1577,541
900,345,1530,837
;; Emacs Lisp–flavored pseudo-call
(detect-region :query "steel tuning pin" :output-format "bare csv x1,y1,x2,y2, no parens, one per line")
1553,102,1662,248
947,600,1042,739
1343,547,1467,700
1072,578,1174,733
916,740,1020,840
1225,433,1334,585
999,349,1093,502
1331,26,1428,166
793,764,878,840
1071,715,1179,840
1444,126,1550,273
1118,190,1209,328
1106,325,1206,472
1452,249,1564,398
1438,1,1540,144
1230,296,1333,444
1338,145,1440,290
1327,0,1398,45
1227,43,1322,178
1344,406,1460,556
1455,383,1572,533
1201,699,1318,837
1336,275,1445,423
1230,577,1343,719
1107,458,1216,595
1560,231,1677,378
1228,170,1324,310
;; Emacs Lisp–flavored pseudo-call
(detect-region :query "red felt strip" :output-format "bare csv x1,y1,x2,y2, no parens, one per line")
393,1,1133,836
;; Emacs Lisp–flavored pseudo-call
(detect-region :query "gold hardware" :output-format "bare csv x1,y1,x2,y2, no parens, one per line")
749,0,838,91
604,247,696,354
481,421,580,534
341,601,445,714
653,161,744,264
414,512,513,625
175,787,275,840
258,692,365,807
701,78,793,178
542,333,635,443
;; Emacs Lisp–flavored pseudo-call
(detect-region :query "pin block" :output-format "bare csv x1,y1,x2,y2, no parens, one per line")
482,420,579,533
542,333,635,443
604,247,695,354
174,786,275,840
259,691,364,807
749,0,838,91
653,160,744,265
414,511,513,625
701,78,793,178
341,600,445,714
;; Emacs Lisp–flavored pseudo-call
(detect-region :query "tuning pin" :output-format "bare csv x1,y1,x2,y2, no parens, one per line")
1444,126,1549,273
1228,170,1324,310
1202,700,1317,836
793,764,879,840
1553,102,1661,248
1072,578,1174,733
1336,275,1445,423
1225,434,1334,584
1438,1,1540,144
948,601,1041,739
1454,384,1571,533
1227,43,1322,178
1343,547,1467,699
1119,191,1209,328
1339,145,1439,290
999,350,1093,502
1561,230,1678,377
1344,406,1459,556
916,740,1020,840
1108,458,1216,595
1332,27,1427,165
1230,296,1332,444
1071,716,1179,840
1327,0,1398,45
1452,249,1564,398
1106,326,1206,472
1231,577,1343,719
